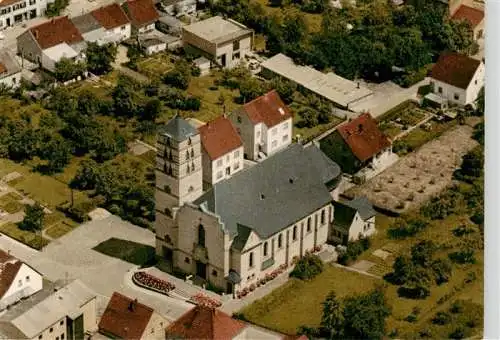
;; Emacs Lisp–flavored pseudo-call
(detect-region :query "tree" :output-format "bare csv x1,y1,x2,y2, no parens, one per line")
410,240,436,268
20,202,45,232
239,77,266,103
391,255,415,285
431,258,452,285
141,99,162,121
403,267,432,299
342,288,391,340
163,60,192,89
54,58,86,82
38,135,72,173
270,77,296,104
70,160,100,190
90,128,126,162
457,147,483,180
7,121,40,161
112,75,142,116
290,254,324,280
321,291,344,339
86,42,117,75
298,107,319,128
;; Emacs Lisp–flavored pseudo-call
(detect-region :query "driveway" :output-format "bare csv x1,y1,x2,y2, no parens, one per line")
0,215,193,322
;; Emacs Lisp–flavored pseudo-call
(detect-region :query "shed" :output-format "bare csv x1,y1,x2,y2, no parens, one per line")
193,56,210,76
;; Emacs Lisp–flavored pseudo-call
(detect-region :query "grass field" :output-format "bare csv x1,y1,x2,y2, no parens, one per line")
251,0,322,32
0,222,50,249
93,237,156,266
45,220,78,239
398,119,458,155
136,53,176,80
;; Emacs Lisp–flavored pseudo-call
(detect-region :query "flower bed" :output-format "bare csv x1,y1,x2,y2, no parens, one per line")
235,246,323,299
132,271,175,295
190,293,222,308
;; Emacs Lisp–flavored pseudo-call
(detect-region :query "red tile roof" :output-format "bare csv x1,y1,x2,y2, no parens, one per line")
430,53,481,90
452,5,484,28
0,0,23,8
91,3,130,30
199,116,243,161
123,0,159,28
240,90,292,128
166,305,246,340
0,250,22,299
337,112,391,162
98,292,154,339
29,16,83,50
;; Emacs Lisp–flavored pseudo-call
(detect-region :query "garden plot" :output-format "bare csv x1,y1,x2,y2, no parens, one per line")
344,124,478,214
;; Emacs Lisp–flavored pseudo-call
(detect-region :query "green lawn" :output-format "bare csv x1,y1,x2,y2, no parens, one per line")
240,265,378,335
93,237,156,266
398,119,457,154
0,222,50,249
45,220,78,239
293,116,343,143
0,192,24,214
136,53,176,80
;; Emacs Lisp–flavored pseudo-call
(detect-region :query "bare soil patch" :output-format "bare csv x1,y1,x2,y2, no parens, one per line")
344,124,478,214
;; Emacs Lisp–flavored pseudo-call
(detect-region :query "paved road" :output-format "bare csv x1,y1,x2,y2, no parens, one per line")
0,215,193,321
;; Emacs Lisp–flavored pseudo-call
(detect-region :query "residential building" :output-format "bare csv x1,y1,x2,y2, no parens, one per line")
159,0,196,17
451,5,484,40
0,279,97,340
330,197,376,244
260,53,373,111
155,126,342,295
165,305,291,339
98,292,168,340
0,0,51,29
182,16,253,69
228,90,293,161
0,249,42,311
122,0,159,34
320,112,392,176
156,14,182,36
71,3,131,45
0,49,22,88
198,115,244,188
17,16,86,72
429,53,484,107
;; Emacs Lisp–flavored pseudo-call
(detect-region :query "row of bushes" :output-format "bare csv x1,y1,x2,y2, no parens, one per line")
337,237,371,265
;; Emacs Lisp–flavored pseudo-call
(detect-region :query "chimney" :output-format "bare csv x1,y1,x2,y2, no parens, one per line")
128,298,138,312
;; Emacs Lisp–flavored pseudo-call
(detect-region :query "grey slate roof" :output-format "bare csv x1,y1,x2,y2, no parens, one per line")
194,144,342,241
231,224,252,251
159,115,198,142
343,196,376,220
71,13,102,34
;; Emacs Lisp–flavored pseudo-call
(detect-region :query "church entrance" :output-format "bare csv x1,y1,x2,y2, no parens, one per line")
196,261,207,280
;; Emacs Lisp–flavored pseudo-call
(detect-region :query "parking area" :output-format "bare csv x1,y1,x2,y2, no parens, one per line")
0,214,193,321
344,123,479,214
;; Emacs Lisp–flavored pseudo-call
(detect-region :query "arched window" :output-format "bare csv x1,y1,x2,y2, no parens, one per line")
165,235,172,244
293,226,297,241
249,252,254,267
191,161,195,171
198,224,205,247
186,150,190,160
321,209,326,225
307,217,311,232
278,234,282,248
166,137,171,146
167,165,173,175
163,162,167,173
263,242,268,256
187,164,190,173
191,149,194,157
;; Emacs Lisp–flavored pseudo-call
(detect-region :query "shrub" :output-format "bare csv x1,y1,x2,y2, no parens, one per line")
290,254,324,280
449,327,466,339
450,300,465,314
449,249,476,264
388,218,428,239
453,225,475,237
431,258,452,285
432,311,451,325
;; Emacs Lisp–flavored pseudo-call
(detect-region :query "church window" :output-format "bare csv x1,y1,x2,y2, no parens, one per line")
263,242,268,256
307,217,311,232
186,150,190,160
191,162,195,171
191,149,194,157
198,224,206,247
293,226,297,241
278,234,282,248
249,252,254,268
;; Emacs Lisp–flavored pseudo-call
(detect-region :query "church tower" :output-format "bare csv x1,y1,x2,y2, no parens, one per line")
155,115,203,264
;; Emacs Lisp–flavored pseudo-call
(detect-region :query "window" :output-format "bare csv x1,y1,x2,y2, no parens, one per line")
283,122,288,130
321,210,326,225
187,164,190,173
282,134,288,142
216,171,223,179
249,252,254,267
454,93,459,100
38,336,42,339
191,149,194,158
185,257,190,263
226,167,231,175
217,159,223,167
233,162,240,170
186,150,190,160
60,321,64,326
50,328,53,333
166,137,171,146
56,337,59,340
188,186,194,192
26,275,30,282
165,235,172,244
151,329,154,334
188,137,192,145
233,40,240,51
475,80,478,85
198,224,206,247
438,86,443,94
212,270,218,276
164,208,172,217
164,185,171,194
61,334,64,340
263,242,268,256
233,52,240,60
29,0,35,4
121,25,126,31
272,128,277,135
307,218,311,232
278,234,282,248
226,155,230,162
192,161,195,171
234,150,239,158
293,226,297,241
272,140,277,148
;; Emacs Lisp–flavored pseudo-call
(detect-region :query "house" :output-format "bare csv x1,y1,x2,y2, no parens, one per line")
155,112,342,294
182,16,254,69
98,292,168,340
0,0,51,29
228,90,293,162
320,112,392,175
198,115,244,189
0,49,22,89
451,5,484,41
71,3,131,45
156,14,183,36
17,16,86,72
0,279,97,340
165,305,290,339
330,197,376,244
429,53,484,107
0,249,43,311
159,0,196,17
260,53,373,112
122,0,159,34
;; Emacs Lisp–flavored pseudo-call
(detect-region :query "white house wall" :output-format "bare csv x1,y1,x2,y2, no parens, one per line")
210,146,244,185
465,62,485,105
0,0,49,29
264,118,292,156
1,264,42,310
215,35,251,69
